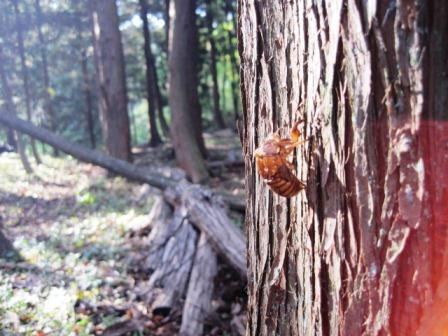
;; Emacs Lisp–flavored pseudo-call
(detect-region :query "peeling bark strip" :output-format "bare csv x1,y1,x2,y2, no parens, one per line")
239,0,448,335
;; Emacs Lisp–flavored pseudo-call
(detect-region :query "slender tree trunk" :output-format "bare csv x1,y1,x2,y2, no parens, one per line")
220,58,227,114
76,20,96,149
225,2,240,123
5,126,17,150
169,0,208,183
130,103,137,145
163,0,174,135
90,0,131,161
228,30,239,123
145,0,169,137
0,43,32,174
152,60,169,138
164,0,170,55
206,0,225,129
12,0,41,164
34,0,58,157
165,0,174,70
239,0,448,335
80,49,96,149
139,0,163,146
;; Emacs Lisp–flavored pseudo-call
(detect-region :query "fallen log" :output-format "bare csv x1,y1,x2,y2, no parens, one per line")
179,233,217,336
0,113,173,189
0,114,245,213
144,206,198,316
207,158,244,169
143,196,174,272
165,182,246,278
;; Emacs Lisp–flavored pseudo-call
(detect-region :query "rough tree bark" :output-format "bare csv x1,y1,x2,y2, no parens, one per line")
34,0,58,157
139,0,163,146
169,0,209,183
206,0,226,129
239,0,448,335
90,0,131,161
12,0,41,164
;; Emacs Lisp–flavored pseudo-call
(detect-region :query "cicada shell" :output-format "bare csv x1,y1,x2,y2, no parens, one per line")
254,121,306,197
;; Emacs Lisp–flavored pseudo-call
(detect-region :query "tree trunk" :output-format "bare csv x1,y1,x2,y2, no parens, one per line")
169,0,209,183
239,0,448,335
0,43,32,174
162,0,173,136
164,0,171,56
149,13,169,138
90,0,131,161
76,19,96,149
34,0,58,157
139,0,163,146
13,0,41,164
206,0,225,129
5,128,17,150
165,0,174,78
224,1,240,123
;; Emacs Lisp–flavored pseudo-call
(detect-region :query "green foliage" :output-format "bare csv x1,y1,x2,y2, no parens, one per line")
0,0,240,149
129,99,150,145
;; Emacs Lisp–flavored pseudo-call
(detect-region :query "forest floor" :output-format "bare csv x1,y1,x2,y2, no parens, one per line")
0,130,246,336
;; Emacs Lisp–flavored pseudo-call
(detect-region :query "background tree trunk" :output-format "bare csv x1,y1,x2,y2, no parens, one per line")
169,0,209,183
239,0,448,335
206,0,226,129
76,18,96,149
164,0,174,93
224,0,240,123
90,0,131,161
12,0,41,164
0,43,32,174
163,0,174,135
139,0,163,146
34,0,58,157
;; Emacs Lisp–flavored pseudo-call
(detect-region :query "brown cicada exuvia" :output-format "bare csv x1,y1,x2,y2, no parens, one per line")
254,120,306,198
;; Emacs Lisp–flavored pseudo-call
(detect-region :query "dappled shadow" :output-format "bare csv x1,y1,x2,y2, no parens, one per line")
0,257,75,287
0,188,149,231
0,227,22,260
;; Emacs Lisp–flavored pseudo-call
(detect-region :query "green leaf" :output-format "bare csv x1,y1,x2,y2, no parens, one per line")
76,192,96,206
47,87,56,97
